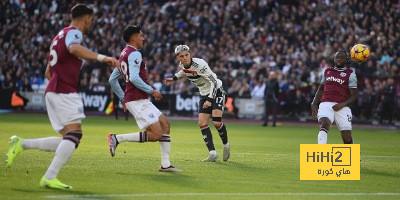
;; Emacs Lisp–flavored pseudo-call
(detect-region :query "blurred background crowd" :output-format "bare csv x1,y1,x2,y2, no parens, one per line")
0,0,399,124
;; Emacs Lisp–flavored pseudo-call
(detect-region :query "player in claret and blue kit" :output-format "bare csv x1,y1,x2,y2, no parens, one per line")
311,50,357,144
6,4,119,189
108,25,182,172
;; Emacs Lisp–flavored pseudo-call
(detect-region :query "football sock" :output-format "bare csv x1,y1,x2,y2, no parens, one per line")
318,127,328,144
21,137,62,152
116,131,147,143
45,140,75,180
159,134,171,168
200,125,215,151
217,123,228,145
45,130,82,180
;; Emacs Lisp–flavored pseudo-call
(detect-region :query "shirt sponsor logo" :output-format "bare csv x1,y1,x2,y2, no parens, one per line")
326,76,345,84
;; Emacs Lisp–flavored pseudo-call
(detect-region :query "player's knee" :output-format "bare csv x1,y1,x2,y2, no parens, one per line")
212,121,222,129
320,119,330,129
198,121,208,128
63,130,82,148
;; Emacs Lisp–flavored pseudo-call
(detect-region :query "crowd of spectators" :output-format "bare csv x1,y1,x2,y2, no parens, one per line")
1,0,399,124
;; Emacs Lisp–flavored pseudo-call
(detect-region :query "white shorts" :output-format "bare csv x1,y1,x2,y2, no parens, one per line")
317,102,352,131
45,92,86,132
126,99,162,129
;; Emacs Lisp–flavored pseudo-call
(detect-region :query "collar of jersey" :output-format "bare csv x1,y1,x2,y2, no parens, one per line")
334,67,347,71
127,45,137,50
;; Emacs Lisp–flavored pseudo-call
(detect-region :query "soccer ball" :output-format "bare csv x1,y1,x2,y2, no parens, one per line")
350,44,370,62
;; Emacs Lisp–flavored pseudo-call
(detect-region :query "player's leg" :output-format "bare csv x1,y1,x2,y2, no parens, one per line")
199,113,218,162
108,100,157,156
317,102,335,144
318,118,331,144
40,92,85,189
211,109,230,162
334,106,354,144
41,123,82,190
158,114,182,172
340,130,353,144
6,92,64,167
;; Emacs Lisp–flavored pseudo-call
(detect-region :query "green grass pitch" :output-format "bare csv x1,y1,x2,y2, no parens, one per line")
0,113,399,200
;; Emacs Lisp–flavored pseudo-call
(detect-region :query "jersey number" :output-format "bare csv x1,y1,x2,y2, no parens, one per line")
49,40,58,67
119,61,129,82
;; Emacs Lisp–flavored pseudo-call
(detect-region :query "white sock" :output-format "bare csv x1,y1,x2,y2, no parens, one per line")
44,140,75,180
318,131,328,144
210,150,217,155
159,134,171,168
116,132,147,143
223,143,230,148
21,137,62,152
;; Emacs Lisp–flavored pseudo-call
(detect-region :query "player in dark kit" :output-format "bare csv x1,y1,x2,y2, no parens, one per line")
6,4,119,189
108,25,182,172
164,45,230,162
311,50,357,144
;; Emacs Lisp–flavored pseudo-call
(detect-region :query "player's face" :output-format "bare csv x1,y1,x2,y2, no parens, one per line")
132,31,145,49
177,51,191,66
83,15,93,35
334,52,347,68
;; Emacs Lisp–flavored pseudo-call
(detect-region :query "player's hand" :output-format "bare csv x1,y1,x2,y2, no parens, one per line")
104,57,120,67
164,77,174,85
122,100,127,112
311,103,318,120
203,101,212,109
332,103,344,111
152,90,163,101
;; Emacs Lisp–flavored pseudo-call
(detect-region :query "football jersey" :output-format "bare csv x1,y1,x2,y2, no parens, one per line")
46,26,83,94
320,67,357,103
117,45,150,102
174,58,222,100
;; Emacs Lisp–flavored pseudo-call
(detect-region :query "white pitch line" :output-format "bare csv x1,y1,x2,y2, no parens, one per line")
45,192,400,199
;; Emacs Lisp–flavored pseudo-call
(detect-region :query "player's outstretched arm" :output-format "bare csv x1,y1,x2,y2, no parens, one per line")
68,44,119,67
311,84,324,119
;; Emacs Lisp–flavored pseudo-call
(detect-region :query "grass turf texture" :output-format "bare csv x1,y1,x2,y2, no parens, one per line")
0,113,399,200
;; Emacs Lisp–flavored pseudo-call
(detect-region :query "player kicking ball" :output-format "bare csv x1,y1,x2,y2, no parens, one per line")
311,50,357,144
108,25,182,172
164,45,230,162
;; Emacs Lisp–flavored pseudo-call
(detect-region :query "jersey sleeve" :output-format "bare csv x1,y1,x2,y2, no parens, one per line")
127,51,153,94
109,68,125,100
320,71,326,84
174,68,186,79
65,29,83,49
348,70,357,88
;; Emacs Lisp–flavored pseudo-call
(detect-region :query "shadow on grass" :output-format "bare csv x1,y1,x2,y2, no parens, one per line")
212,160,268,171
12,188,110,200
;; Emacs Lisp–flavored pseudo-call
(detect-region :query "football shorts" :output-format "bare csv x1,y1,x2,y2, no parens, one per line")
199,87,227,114
126,99,162,129
318,102,352,131
45,92,86,132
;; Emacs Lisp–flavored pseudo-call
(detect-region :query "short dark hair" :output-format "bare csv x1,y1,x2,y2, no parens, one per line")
123,25,141,43
71,4,93,19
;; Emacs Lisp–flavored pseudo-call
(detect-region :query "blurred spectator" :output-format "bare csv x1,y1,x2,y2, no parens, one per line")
0,0,398,123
